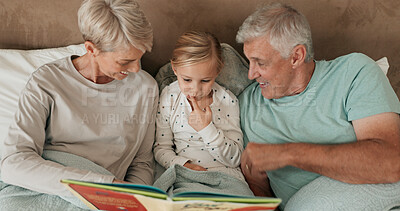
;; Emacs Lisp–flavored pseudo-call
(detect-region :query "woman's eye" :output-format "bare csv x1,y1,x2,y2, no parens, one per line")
119,60,136,66
120,62,130,66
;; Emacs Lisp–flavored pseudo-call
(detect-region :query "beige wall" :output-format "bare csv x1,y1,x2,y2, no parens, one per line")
1,0,399,98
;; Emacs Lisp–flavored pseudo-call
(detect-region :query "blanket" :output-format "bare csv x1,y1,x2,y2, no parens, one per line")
0,150,114,211
285,176,400,211
153,164,254,197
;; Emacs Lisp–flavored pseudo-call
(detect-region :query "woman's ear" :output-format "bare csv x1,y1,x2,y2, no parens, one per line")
291,44,306,68
84,41,100,57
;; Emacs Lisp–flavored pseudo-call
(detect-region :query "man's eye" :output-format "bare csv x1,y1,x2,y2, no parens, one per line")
257,62,265,67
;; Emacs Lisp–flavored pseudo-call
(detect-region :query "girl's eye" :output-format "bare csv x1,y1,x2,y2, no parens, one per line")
201,80,211,83
183,79,191,82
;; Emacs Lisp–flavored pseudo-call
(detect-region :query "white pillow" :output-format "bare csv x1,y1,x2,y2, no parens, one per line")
375,57,389,75
0,44,86,158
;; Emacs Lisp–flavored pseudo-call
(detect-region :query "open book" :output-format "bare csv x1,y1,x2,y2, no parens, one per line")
61,179,281,211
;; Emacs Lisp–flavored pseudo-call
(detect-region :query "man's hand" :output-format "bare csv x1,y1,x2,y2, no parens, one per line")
188,96,212,131
183,161,208,171
241,142,290,176
241,168,273,197
241,143,282,197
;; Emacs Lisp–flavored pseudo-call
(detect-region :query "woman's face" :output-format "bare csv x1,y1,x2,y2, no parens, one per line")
94,45,144,81
173,58,219,101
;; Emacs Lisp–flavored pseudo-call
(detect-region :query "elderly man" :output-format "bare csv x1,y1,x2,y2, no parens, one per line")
237,3,400,210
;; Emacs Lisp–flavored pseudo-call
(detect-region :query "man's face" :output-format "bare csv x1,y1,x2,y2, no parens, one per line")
243,36,296,99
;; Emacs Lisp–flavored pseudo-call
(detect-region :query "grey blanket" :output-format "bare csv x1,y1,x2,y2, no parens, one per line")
153,164,254,197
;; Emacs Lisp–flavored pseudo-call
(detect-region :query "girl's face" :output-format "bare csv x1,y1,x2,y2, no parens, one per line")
173,58,219,101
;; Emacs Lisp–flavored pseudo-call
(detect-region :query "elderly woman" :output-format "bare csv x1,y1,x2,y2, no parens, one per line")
0,0,158,197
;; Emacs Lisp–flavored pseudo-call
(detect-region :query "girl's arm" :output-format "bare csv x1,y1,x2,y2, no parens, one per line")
197,92,244,167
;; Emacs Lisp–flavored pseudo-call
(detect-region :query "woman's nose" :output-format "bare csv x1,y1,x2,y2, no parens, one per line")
128,61,140,73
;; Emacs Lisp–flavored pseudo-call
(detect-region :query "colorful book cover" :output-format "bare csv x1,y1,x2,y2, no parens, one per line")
61,179,281,211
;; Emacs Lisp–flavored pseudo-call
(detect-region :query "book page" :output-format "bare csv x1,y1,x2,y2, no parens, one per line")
172,192,281,204
171,200,279,210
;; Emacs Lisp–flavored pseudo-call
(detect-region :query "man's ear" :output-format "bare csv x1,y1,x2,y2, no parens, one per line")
291,44,306,68
84,41,100,57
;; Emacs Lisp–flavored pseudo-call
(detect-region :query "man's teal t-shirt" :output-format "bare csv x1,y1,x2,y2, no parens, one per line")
239,53,400,207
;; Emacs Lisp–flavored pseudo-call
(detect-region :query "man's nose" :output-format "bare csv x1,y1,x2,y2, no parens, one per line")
248,62,259,80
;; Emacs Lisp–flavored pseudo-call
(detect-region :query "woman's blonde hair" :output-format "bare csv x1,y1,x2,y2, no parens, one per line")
78,0,153,53
171,31,223,73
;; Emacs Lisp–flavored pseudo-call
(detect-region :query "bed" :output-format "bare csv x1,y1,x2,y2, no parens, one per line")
1,0,399,210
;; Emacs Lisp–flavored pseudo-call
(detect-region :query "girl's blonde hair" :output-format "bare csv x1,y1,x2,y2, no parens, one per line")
78,0,153,53
171,31,223,72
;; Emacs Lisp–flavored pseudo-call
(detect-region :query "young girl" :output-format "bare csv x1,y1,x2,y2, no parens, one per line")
154,31,246,182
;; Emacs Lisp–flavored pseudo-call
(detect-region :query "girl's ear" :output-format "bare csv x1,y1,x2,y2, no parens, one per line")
216,63,224,76
84,41,100,57
171,62,178,76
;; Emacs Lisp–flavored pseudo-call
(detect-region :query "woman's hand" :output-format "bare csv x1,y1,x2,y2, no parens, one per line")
188,96,212,131
183,161,208,171
112,179,131,184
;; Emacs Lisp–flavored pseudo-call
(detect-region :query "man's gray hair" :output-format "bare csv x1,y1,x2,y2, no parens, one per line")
78,0,153,53
236,3,314,62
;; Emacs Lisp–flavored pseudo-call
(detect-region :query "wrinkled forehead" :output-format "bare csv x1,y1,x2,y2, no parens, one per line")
243,36,276,60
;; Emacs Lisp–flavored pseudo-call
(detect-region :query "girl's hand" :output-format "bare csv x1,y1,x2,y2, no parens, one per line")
183,161,208,171
188,96,212,131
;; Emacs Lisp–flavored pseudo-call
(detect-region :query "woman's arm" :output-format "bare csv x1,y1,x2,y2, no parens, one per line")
0,89,114,196
125,89,158,185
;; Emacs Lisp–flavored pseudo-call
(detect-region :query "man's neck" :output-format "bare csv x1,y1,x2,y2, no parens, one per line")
289,60,316,96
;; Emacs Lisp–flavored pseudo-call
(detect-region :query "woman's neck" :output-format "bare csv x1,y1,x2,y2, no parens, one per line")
72,54,114,84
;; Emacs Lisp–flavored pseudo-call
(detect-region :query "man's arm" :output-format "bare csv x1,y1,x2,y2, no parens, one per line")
241,112,400,184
